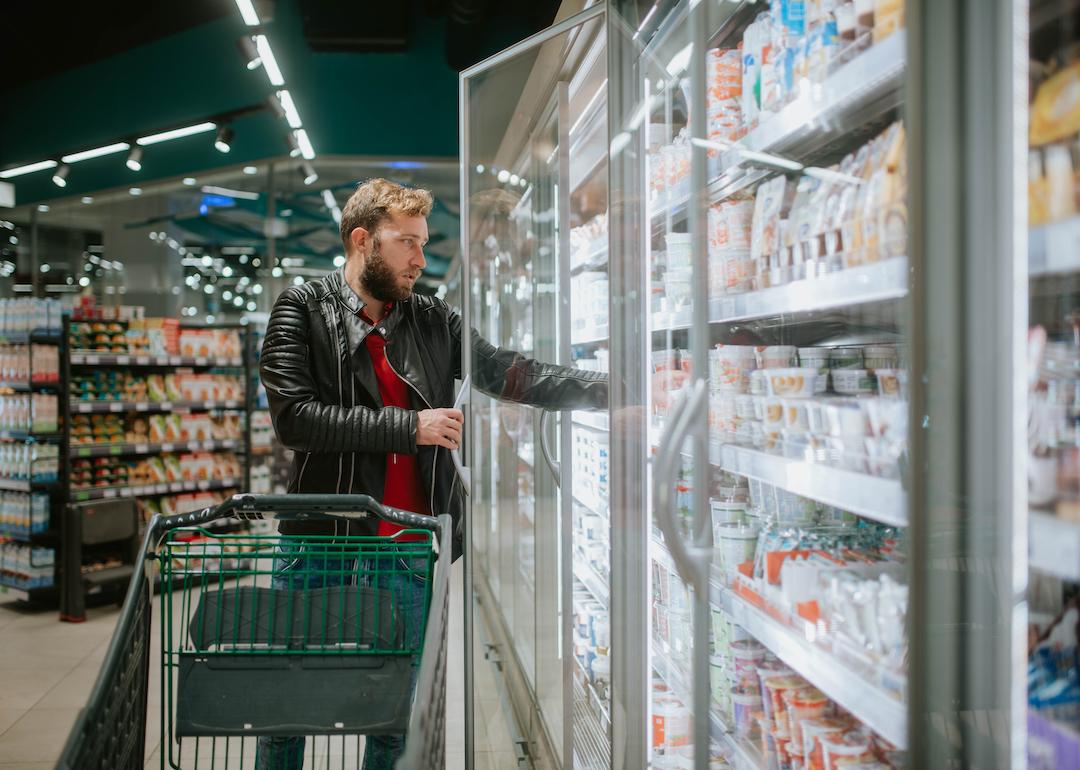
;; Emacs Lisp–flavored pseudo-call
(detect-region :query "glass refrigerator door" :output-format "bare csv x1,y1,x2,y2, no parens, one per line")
460,8,609,768
611,1,910,767
1026,1,1080,765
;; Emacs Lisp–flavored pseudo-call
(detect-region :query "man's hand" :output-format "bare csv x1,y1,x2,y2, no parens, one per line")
417,409,465,449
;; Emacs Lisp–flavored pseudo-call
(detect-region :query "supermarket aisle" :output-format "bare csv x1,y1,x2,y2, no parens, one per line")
0,562,518,769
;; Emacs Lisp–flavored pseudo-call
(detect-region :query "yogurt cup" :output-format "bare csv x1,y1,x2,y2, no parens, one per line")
820,732,874,770
760,345,797,369
763,675,808,734
801,717,849,770
755,662,794,721
766,368,817,398
731,688,764,737
716,523,759,581
862,344,897,371
828,346,864,370
782,687,830,748
730,638,767,684
831,369,875,396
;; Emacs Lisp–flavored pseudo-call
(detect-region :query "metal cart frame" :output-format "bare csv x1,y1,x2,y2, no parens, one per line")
57,493,452,770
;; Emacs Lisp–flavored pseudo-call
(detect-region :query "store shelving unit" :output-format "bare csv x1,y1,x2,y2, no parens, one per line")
572,658,612,769
573,555,609,608
68,477,241,504
69,353,244,367
71,399,245,414
0,323,66,602
70,438,243,459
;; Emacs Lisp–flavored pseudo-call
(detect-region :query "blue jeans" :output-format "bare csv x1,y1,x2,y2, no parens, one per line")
255,542,429,770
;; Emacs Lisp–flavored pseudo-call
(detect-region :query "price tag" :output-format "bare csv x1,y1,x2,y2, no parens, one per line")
135,444,149,454
77,448,90,457
109,447,122,456
202,441,213,451
161,443,174,452
87,355,99,365
109,403,124,413
136,356,150,365
204,401,217,409
77,404,92,413
104,489,117,499
170,357,181,366
197,481,210,490
135,403,149,412
195,357,208,366
117,356,130,365
160,402,173,411
75,491,89,501
170,482,183,492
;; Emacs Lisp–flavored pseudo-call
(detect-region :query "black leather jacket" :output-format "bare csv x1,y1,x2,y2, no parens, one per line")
260,269,608,556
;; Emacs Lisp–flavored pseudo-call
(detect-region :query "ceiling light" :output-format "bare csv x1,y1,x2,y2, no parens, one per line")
183,177,197,186
331,206,342,224
272,267,283,278
37,204,49,213
333,255,346,268
497,169,510,183
204,284,215,295
222,266,234,277
214,125,235,153
243,166,257,175
233,0,260,25
239,36,262,69
0,160,58,179
51,164,70,187
62,142,130,163
509,174,520,186
294,129,316,160
253,35,285,87
201,185,260,201
285,132,301,158
321,189,336,209
251,257,261,267
81,196,93,204
292,276,304,286
475,164,485,174
202,255,213,267
129,187,142,196
277,90,303,129
246,301,257,312
126,147,143,171
223,290,233,301
206,315,216,323
233,295,244,307
300,162,318,186
280,208,293,217
137,122,216,146
252,283,263,294
79,276,90,287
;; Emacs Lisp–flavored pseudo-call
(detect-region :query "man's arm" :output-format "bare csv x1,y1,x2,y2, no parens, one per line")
261,288,417,453
447,303,608,411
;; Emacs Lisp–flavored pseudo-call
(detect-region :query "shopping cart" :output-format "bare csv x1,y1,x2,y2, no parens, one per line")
57,493,453,770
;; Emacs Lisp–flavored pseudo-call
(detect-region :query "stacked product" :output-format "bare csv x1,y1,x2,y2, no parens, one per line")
0,444,59,483
140,487,238,521
0,299,64,336
0,394,58,433
1028,600,1080,765
0,345,59,384
1029,57,1080,226
570,213,609,271
1029,322,1080,521
0,492,50,537
0,542,54,590
70,452,242,490
69,373,243,404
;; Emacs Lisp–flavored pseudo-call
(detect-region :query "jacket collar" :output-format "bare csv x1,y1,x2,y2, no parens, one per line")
331,268,404,339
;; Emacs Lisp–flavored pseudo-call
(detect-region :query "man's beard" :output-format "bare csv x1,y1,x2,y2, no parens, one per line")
361,238,413,302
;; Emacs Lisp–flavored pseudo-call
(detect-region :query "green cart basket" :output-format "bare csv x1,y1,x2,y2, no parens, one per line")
57,493,453,770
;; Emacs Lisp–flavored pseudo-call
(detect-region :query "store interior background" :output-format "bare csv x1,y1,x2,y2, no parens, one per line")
0,0,574,310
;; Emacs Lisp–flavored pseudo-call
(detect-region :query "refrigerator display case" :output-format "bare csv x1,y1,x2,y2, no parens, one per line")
610,1,911,768
460,7,611,768
1025,1,1080,765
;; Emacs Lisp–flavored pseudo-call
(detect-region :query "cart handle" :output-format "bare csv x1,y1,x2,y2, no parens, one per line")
150,493,441,541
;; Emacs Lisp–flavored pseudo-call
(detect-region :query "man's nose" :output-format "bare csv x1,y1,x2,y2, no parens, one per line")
413,249,427,269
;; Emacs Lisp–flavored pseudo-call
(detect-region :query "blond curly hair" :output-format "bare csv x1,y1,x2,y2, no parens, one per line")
339,178,433,252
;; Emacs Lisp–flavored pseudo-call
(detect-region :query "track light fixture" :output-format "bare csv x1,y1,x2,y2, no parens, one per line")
300,162,318,186
215,125,235,153
126,146,143,171
51,164,70,187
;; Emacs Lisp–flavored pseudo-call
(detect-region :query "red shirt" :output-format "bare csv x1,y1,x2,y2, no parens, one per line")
360,304,431,539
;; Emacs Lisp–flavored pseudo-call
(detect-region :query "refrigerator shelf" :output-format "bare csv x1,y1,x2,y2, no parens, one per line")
571,238,609,275
712,443,907,528
573,488,607,517
709,257,909,324
573,658,612,767
70,438,241,458
718,588,908,749
70,352,244,368
72,399,244,414
574,555,609,608
572,323,609,347
1030,215,1080,277
572,411,610,432
1029,510,1080,582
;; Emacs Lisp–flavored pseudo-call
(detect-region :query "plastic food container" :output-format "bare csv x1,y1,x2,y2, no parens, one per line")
828,346,864,370
782,688,830,748
831,369,876,395
862,344,897,371
766,368,817,398
783,398,811,432
758,714,777,755
711,500,747,542
760,345,797,369
874,368,907,398
763,675,808,734
801,717,850,770
711,345,759,392
729,638,766,683
820,732,874,769
731,688,763,737
755,662,794,720
824,400,867,437
716,524,759,582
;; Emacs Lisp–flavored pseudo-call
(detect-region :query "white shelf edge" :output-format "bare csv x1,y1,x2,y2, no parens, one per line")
573,557,610,608
1029,509,1080,582
714,443,907,527
1030,216,1080,277
720,588,907,749
709,257,909,323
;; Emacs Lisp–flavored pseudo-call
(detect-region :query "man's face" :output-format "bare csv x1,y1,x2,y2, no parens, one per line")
360,212,428,302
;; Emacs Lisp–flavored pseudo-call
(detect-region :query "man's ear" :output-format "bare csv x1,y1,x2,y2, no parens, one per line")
349,226,370,255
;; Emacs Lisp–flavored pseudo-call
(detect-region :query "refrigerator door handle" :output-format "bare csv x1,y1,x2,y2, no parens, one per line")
538,408,562,487
451,375,472,494
652,379,710,592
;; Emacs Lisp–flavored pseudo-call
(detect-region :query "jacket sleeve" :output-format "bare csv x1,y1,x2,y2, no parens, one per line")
448,302,608,411
261,288,418,454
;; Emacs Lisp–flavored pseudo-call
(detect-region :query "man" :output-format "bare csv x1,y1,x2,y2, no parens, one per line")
257,177,607,769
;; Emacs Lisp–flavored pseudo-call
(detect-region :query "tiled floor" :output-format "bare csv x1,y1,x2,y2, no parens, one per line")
0,563,519,769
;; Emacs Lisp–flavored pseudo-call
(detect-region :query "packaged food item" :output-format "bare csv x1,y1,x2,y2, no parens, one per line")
1044,144,1077,223
765,368,816,398
731,687,764,737
783,688,830,747
820,732,874,768
717,523,760,581
801,717,850,770
872,0,904,42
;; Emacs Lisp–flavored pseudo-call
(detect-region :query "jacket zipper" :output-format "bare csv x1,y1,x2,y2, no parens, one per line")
384,351,439,516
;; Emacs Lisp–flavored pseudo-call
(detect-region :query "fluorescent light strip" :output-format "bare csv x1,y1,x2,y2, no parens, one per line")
62,142,130,163
234,0,260,26
201,185,261,201
254,35,285,87
0,160,57,179
137,122,217,146
321,189,336,209
331,206,342,225
277,90,303,129
294,129,316,160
